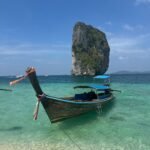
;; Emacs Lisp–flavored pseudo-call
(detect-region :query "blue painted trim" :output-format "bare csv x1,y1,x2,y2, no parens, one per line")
94,75,110,79
45,94,111,104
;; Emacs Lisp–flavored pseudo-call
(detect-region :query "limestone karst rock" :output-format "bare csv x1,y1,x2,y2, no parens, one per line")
72,22,110,76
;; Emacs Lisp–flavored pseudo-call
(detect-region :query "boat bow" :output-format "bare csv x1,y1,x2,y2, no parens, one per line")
26,67,43,96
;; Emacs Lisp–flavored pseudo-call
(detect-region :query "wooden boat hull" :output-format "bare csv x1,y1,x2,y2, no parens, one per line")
41,95,114,123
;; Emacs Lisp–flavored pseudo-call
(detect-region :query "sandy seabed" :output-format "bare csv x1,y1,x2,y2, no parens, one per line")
0,140,149,150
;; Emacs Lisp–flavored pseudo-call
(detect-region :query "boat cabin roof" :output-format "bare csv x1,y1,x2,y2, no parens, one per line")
94,75,110,79
74,84,110,91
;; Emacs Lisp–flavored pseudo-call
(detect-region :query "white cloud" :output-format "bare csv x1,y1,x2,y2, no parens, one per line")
107,32,150,72
123,24,144,31
108,33,150,72
136,25,144,30
105,21,112,25
105,31,113,37
135,0,150,5
0,42,72,75
109,34,149,54
123,24,134,31
109,37,137,53
118,56,128,60
0,43,71,56
139,33,150,38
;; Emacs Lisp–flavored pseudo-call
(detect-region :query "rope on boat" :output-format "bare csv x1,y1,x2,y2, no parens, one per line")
9,67,43,121
61,129,82,150
33,94,44,120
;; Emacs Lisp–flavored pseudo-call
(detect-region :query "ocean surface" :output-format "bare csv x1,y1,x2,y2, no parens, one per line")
0,74,150,150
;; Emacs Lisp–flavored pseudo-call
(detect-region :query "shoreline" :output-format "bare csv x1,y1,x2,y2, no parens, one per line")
0,139,149,150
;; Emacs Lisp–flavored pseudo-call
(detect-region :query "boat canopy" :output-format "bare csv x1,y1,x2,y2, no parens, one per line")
94,75,110,79
74,84,110,91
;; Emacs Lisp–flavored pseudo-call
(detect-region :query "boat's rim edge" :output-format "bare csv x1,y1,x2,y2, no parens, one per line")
43,94,114,105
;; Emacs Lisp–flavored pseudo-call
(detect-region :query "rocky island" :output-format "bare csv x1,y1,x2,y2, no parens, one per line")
72,22,110,76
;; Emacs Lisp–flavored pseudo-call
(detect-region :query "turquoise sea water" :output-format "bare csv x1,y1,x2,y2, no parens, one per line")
0,74,150,150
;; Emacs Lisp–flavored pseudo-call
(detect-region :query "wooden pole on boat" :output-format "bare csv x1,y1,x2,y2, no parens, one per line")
10,76,27,86
26,67,44,121
26,67,43,96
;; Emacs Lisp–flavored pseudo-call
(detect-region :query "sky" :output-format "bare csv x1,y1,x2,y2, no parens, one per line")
0,0,150,75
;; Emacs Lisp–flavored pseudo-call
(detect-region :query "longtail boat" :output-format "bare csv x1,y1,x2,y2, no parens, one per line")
0,88,12,92
10,67,116,123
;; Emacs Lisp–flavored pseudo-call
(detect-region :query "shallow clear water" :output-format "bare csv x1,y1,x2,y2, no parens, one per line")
0,74,150,150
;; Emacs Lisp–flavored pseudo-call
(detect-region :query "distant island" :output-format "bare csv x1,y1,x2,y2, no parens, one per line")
111,70,150,75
